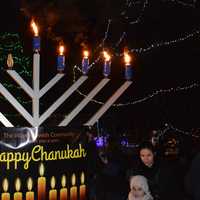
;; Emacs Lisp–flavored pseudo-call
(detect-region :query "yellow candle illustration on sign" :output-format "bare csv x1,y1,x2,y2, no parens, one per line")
60,175,67,200
1,178,10,200
38,163,46,200
70,174,77,200
49,176,57,200
14,178,22,200
26,177,34,200
79,172,86,200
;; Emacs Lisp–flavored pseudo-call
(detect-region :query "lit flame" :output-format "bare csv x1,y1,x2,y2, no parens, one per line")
31,20,39,36
83,50,89,58
27,177,33,191
124,52,131,65
7,53,14,68
80,172,85,185
71,174,76,186
39,163,45,176
61,175,66,188
50,176,56,189
59,45,65,55
15,178,21,192
103,51,111,61
2,178,9,192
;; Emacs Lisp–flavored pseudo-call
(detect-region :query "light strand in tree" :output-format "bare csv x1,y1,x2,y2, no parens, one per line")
94,19,112,53
104,0,199,53
159,123,200,139
0,32,32,105
161,0,197,8
72,65,199,107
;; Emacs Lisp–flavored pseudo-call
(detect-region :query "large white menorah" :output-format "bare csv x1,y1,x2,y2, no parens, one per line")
0,35,132,128
0,53,132,127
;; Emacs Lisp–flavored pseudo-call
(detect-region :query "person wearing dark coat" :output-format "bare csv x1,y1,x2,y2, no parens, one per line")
185,152,200,200
84,128,101,200
96,136,127,200
127,142,183,200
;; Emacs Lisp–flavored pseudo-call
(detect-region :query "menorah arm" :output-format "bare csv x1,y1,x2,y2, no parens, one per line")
7,70,34,98
0,112,14,127
39,75,88,126
39,74,64,98
0,83,34,126
84,81,132,126
59,78,110,126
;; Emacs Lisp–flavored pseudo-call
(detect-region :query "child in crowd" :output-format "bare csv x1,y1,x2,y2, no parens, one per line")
128,175,153,200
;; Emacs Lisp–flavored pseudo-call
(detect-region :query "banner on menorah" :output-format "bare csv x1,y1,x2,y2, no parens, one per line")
0,127,88,200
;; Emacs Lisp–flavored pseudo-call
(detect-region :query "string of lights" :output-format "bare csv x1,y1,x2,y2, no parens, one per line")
0,33,32,105
102,19,112,47
129,29,200,54
74,28,200,74
115,32,127,48
109,0,199,53
158,123,200,139
72,65,199,107
129,0,149,25
120,0,146,18
114,0,149,48
94,19,112,53
161,0,197,8
89,0,200,62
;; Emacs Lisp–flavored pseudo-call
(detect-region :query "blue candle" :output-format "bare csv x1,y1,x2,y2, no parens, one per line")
33,36,40,52
31,21,40,52
125,64,133,80
103,60,111,77
103,51,111,77
57,45,65,72
82,51,89,75
57,55,65,72
124,52,132,80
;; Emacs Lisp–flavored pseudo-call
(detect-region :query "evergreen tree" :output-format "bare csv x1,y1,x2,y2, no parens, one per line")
0,32,32,105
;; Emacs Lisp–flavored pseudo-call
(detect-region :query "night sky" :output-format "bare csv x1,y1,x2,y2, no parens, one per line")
0,0,200,131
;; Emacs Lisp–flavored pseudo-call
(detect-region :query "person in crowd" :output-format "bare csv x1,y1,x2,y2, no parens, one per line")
185,151,200,200
96,136,127,200
84,126,100,200
127,141,183,200
128,175,153,200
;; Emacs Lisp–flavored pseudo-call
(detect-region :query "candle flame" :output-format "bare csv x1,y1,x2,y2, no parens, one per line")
39,163,45,176
50,176,56,189
59,45,65,55
61,175,66,188
71,173,76,186
83,50,89,58
80,172,85,185
27,177,33,191
2,178,9,192
15,178,21,192
7,53,14,68
124,52,131,65
31,20,39,36
103,51,111,61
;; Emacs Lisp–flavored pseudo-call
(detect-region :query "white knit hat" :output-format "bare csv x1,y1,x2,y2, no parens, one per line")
129,175,153,200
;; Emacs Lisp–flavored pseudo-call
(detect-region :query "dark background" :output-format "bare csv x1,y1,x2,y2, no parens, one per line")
0,0,199,132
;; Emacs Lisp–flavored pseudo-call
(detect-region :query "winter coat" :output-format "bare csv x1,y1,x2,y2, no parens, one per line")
127,158,183,200
185,152,200,200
